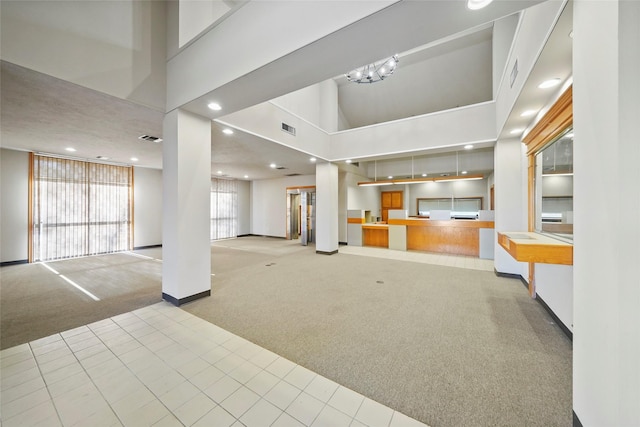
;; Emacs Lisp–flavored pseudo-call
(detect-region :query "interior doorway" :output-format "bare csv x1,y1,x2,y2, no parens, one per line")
286,186,316,245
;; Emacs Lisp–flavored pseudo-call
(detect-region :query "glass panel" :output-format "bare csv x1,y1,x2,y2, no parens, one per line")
417,197,482,219
534,127,573,241
210,178,238,240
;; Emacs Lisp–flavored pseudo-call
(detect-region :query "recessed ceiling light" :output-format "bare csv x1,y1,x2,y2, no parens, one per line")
538,78,561,89
310,157,317,163
388,176,393,179
65,147,76,152
345,159,352,164
464,144,474,150
217,170,223,175
520,110,537,117
270,163,277,169
208,102,222,111
222,128,233,135
510,129,524,135
422,173,427,177
461,170,468,175
130,157,139,162
467,0,494,10
569,30,574,39
244,175,249,179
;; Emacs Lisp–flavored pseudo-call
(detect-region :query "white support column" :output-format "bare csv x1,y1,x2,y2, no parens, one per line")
315,162,339,255
573,1,640,425
493,138,528,276
162,109,212,305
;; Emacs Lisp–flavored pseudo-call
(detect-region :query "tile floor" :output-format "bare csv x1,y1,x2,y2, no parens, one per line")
1,302,428,427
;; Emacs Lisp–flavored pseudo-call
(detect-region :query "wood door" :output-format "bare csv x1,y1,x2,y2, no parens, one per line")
381,191,403,222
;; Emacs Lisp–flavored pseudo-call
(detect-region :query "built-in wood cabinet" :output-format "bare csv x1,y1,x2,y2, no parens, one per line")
381,191,403,222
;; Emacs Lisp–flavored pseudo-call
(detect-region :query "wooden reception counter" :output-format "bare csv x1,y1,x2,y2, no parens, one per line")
362,223,389,248
387,218,495,257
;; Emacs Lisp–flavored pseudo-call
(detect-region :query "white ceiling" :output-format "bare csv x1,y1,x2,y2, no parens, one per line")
0,0,572,181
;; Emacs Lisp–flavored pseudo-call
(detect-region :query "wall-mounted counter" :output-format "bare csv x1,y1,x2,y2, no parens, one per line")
497,232,573,265
387,218,495,257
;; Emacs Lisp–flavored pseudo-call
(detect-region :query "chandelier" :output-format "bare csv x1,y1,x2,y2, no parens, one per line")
345,55,399,84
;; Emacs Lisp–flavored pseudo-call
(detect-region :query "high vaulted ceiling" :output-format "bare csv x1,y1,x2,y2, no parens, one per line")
0,0,572,181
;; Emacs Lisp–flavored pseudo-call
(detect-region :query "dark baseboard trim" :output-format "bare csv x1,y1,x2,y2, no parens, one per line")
162,290,211,307
573,411,583,427
236,234,251,238
537,294,573,341
0,259,29,267
316,249,339,255
133,244,162,250
494,269,572,341
242,234,286,240
339,241,348,246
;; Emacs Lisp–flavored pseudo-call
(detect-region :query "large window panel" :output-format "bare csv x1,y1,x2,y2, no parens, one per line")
210,178,238,240
31,155,132,261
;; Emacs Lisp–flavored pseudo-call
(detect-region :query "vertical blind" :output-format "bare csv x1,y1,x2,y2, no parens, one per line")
32,155,132,261
210,178,237,240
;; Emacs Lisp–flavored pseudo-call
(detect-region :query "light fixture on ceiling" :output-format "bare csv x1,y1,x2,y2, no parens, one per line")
345,55,399,84
360,174,484,186
244,175,249,179
65,147,76,152
222,128,234,135
464,144,474,150
538,78,561,89
510,129,524,135
208,102,222,111
422,173,427,177
217,170,223,175
461,170,468,175
521,110,537,117
310,157,317,163
269,163,277,169
130,157,139,162
467,0,494,10
345,159,352,164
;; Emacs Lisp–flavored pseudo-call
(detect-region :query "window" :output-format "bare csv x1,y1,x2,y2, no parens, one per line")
31,155,132,261
210,178,238,240
417,197,483,219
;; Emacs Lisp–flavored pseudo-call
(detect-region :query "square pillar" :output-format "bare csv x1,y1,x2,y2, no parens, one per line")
162,109,211,305
315,162,339,254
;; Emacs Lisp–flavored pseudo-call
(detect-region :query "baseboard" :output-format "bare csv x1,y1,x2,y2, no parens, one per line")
573,411,583,427
0,259,29,267
339,241,348,246
494,269,572,341
133,244,162,250
241,234,286,240
316,249,338,255
162,290,211,307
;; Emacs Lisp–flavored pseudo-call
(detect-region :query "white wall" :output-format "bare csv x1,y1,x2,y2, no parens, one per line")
271,85,322,129
535,264,572,332
0,0,167,111
251,174,315,237
178,1,235,49
133,167,162,248
495,0,567,133
493,138,527,276
0,149,29,263
237,180,251,236
492,13,520,99
573,1,640,425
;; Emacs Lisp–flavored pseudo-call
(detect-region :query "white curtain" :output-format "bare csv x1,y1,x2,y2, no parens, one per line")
210,178,238,240
32,155,132,261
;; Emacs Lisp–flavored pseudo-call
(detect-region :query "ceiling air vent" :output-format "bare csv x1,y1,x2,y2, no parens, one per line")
138,134,163,143
276,166,287,170
285,173,301,177
281,122,296,136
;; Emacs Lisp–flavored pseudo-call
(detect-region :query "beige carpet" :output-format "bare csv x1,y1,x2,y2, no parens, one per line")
0,237,572,427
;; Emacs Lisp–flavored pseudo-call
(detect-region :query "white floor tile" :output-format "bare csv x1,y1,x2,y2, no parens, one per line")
354,397,394,427
46,371,92,398
1,348,35,368
285,392,324,426
111,386,157,417
201,345,231,365
272,412,306,427
245,369,280,396
311,404,353,427
390,410,429,427
304,375,339,403
158,380,201,411
118,397,170,427
327,386,365,418
264,380,301,410
239,398,282,427
219,386,260,418
1,366,41,392
1,376,46,404
1,343,31,359
42,361,85,386
173,392,217,426
284,365,317,390
228,360,262,384
153,414,184,427
189,365,226,391
249,348,280,369
215,353,246,374
0,386,51,420
191,405,235,427
204,375,242,403
266,357,297,379
2,400,60,427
